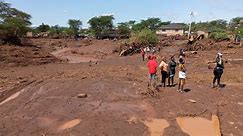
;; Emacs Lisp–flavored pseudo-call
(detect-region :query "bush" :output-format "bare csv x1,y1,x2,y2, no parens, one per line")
128,28,158,45
209,28,229,41
235,28,243,37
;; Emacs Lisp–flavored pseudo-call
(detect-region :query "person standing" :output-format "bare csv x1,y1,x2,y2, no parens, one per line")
168,55,177,87
147,56,158,87
177,58,186,93
208,53,224,88
159,57,169,87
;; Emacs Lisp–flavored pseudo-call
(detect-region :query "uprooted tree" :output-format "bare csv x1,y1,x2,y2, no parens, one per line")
0,1,32,45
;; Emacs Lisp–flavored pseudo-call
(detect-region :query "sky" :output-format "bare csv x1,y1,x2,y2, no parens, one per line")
5,0,243,28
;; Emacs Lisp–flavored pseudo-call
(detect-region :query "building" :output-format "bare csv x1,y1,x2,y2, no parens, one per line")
156,23,185,36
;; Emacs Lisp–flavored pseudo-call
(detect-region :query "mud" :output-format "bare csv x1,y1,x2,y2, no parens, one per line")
0,38,242,136
58,119,81,131
143,118,169,136
176,117,219,136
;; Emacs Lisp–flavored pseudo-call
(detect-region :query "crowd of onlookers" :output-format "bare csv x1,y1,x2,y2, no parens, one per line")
141,46,225,93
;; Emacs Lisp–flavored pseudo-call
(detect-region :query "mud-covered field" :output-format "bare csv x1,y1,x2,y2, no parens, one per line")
0,38,242,136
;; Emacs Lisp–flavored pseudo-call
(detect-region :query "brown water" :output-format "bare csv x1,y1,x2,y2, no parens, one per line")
143,118,169,136
176,117,220,136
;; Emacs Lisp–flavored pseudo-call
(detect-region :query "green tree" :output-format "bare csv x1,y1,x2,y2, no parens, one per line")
208,19,227,30
36,23,50,33
229,17,243,30
117,22,130,36
131,18,169,31
68,19,82,36
88,15,114,38
191,21,209,31
0,1,31,36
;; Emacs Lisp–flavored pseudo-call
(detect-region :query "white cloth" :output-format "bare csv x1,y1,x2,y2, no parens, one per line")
179,71,186,79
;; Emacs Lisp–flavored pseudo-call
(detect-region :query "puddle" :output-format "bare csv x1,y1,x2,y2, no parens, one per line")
58,119,81,131
51,48,99,63
143,118,169,136
176,117,220,136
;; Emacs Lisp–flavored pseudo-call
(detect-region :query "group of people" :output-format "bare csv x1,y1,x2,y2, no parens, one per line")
147,53,186,93
144,46,225,93
141,46,160,61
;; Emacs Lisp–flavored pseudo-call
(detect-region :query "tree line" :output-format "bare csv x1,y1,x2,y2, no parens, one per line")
0,1,243,41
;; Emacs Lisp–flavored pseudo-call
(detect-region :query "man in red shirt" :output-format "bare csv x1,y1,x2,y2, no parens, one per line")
147,55,158,86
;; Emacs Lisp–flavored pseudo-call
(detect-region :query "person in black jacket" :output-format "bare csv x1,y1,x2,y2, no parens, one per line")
208,53,225,88
168,55,177,87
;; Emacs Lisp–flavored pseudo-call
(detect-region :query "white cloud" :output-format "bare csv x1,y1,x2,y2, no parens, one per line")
101,13,114,16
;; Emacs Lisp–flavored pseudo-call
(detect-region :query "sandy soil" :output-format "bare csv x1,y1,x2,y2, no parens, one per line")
0,38,242,136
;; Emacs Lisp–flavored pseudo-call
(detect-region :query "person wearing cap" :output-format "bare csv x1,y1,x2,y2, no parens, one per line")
159,57,169,87
168,55,177,87
147,55,158,86
208,53,225,88
177,57,186,93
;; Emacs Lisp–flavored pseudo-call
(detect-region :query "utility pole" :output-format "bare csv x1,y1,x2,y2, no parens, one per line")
188,11,194,38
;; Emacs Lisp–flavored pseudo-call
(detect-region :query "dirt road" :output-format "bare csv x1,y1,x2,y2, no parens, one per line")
0,39,242,136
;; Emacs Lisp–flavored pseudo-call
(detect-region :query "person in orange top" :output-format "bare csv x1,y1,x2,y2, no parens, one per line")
159,57,169,87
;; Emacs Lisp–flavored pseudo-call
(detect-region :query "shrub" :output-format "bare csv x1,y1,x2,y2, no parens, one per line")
128,28,158,45
209,32,229,41
209,28,229,41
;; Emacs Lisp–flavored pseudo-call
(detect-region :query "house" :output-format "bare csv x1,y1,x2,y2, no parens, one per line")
156,23,185,36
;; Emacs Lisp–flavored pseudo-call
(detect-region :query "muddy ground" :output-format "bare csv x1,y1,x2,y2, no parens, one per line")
0,38,242,136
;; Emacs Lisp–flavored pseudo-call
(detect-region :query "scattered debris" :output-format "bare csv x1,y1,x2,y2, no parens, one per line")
77,93,88,98
81,76,88,79
228,121,234,125
237,102,243,106
188,99,197,103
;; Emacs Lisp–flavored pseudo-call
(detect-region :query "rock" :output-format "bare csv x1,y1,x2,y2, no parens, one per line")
81,76,88,79
77,93,87,98
191,51,197,54
188,99,197,103
237,102,243,106
229,121,234,125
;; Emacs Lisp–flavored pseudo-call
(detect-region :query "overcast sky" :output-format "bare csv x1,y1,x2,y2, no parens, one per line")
5,0,243,28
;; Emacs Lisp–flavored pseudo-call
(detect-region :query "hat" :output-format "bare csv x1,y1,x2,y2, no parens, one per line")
218,53,223,56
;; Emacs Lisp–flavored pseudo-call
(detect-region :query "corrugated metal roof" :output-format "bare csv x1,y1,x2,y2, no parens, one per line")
159,23,184,30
